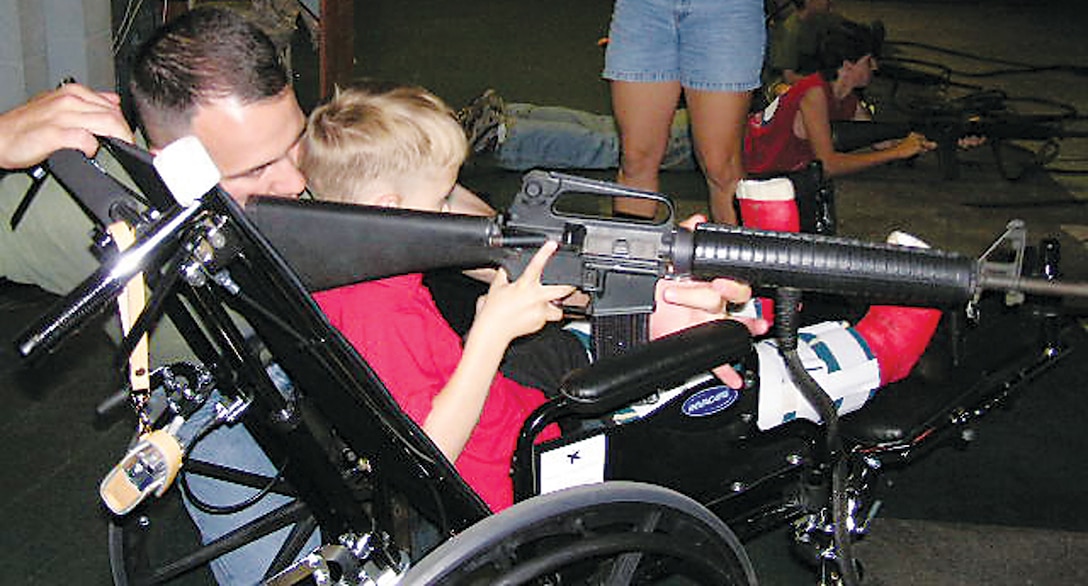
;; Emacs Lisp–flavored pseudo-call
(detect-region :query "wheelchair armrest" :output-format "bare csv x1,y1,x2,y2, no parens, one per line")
559,320,752,416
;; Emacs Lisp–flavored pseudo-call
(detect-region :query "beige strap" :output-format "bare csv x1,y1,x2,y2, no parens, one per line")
107,222,151,426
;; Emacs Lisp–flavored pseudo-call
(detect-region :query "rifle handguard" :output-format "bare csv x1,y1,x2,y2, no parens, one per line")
674,224,978,306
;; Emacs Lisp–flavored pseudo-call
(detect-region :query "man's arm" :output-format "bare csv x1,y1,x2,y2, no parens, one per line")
0,84,134,170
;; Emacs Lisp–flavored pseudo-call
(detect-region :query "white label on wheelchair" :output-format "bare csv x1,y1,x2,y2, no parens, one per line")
538,434,607,495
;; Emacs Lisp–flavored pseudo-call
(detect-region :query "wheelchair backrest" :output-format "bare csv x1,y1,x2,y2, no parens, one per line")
46,142,493,543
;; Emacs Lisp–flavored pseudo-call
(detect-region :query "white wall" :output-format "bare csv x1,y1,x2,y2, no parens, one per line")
0,0,114,110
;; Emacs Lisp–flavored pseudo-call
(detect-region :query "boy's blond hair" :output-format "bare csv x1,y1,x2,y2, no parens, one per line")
301,84,468,203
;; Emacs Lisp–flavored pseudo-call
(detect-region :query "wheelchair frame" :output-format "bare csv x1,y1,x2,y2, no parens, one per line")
17,140,1076,585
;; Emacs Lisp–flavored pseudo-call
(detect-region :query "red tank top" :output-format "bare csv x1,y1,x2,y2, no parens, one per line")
743,73,858,175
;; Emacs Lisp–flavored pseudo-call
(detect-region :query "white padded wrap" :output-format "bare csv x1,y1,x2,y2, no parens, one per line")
756,321,881,430
887,230,931,249
736,176,796,202
153,136,221,207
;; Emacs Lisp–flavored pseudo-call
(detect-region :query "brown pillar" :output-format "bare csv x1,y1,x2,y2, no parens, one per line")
319,0,355,98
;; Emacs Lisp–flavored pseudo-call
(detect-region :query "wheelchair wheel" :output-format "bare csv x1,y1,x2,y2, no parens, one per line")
401,481,757,586
108,459,317,585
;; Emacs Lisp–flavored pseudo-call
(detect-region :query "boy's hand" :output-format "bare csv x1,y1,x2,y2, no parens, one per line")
473,241,575,344
0,84,134,170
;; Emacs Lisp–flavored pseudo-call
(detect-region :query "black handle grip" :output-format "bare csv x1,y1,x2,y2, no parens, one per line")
16,265,129,358
676,224,979,305
15,202,202,359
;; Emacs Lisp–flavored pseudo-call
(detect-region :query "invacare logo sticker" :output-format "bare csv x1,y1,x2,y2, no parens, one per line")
681,386,740,418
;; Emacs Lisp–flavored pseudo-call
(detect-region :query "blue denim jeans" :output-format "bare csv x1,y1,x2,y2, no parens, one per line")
495,104,696,172
176,366,320,585
603,0,765,91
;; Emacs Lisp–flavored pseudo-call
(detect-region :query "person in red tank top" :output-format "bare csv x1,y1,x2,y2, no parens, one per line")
744,19,936,178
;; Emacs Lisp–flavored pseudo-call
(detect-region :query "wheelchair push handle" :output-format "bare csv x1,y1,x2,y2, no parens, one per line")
15,202,203,359
16,136,222,359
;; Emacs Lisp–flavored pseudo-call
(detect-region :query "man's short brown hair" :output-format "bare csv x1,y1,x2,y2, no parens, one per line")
130,5,289,146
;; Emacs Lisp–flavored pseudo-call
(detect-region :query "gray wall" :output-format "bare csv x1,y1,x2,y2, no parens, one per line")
0,0,114,110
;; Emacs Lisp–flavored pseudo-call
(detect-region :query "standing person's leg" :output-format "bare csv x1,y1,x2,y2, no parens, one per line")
677,0,766,224
661,110,698,171
611,81,682,217
603,0,683,218
685,90,751,224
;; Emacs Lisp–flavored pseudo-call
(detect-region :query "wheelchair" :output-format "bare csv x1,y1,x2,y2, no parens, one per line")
15,139,1080,585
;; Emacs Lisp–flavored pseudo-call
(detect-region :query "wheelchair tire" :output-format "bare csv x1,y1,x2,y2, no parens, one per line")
401,480,757,586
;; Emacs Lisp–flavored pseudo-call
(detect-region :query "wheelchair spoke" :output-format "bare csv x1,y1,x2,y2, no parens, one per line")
401,481,757,586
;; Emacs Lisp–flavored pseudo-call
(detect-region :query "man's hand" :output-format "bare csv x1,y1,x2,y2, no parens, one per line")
0,84,134,170
649,215,771,388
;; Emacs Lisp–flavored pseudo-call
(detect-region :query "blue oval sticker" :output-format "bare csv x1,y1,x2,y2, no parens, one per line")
681,386,740,418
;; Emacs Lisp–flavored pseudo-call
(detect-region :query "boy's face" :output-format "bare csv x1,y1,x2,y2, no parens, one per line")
385,163,461,213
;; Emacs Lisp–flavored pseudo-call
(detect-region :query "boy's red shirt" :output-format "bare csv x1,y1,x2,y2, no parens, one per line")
313,273,559,511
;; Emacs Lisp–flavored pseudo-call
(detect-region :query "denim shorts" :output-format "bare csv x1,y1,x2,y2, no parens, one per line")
602,0,766,92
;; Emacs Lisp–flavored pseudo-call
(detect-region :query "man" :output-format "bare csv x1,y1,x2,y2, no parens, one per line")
0,10,305,301
0,7,336,583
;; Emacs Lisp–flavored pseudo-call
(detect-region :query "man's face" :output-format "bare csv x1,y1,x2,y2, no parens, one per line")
188,88,307,205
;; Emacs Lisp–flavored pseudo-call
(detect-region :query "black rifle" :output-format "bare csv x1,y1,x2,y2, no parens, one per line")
831,98,1088,180
246,170,1088,355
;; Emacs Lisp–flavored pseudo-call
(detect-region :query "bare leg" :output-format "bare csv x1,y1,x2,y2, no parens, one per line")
611,80,681,218
685,89,751,225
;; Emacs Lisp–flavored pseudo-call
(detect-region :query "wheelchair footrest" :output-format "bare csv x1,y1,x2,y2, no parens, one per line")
841,301,1070,449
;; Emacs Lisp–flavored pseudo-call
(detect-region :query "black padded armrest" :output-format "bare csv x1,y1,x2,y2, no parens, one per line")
559,319,752,416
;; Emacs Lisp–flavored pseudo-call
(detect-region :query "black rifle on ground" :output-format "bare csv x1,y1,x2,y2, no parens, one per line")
831,92,1088,180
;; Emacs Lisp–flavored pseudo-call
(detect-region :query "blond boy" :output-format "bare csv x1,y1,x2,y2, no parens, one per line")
301,84,755,510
